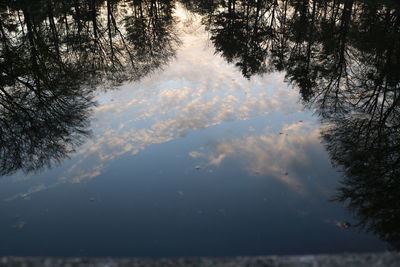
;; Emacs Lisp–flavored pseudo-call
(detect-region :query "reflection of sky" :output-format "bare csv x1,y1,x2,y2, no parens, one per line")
2,7,302,197
0,4,385,257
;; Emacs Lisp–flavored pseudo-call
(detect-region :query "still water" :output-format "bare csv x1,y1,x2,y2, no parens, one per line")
0,0,399,257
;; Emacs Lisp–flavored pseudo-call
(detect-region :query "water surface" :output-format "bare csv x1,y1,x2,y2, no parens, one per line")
0,0,399,257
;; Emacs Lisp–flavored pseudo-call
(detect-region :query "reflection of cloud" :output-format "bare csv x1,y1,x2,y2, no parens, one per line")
189,151,202,158
66,165,104,184
189,122,320,195
5,184,51,202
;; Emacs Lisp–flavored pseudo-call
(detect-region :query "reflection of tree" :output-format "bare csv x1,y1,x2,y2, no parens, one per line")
1,0,177,85
201,0,275,78
190,0,400,250
318,2,400,248
0,0,177,175
0,70,93,176
323,116,400,250
293,0,400,251
124,0,178,76
181,0,217,15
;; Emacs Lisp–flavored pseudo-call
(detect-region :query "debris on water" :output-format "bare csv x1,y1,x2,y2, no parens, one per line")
336,221,351,229
325,219,352,229
89,197,95,202
12,221,27,229
299,120,303,123
279,132,283,135
284,172,289,176
195,166,201,170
